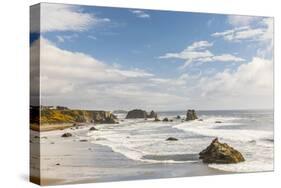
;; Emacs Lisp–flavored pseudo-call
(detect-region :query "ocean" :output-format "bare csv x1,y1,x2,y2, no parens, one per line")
88,110,274,173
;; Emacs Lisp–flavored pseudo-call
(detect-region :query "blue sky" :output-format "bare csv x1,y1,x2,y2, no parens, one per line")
30,3,273,110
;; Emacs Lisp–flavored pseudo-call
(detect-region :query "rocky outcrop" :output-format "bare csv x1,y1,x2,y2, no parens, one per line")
92,111,118,124
125,109,158,119
126,109,148,119
186,109,198,121
89,127,98,131
199,138,245,164
147,111,158,118
154,117,161,122
166,137,178,141
215,121,222,123
61,133,72,137
162,117,169,122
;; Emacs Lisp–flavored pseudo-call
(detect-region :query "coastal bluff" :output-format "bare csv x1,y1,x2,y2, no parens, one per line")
40,108,118,125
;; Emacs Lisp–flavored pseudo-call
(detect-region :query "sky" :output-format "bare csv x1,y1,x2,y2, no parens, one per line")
30,3,274,111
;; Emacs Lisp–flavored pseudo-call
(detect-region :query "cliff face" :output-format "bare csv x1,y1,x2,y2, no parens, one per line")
40,109,118,125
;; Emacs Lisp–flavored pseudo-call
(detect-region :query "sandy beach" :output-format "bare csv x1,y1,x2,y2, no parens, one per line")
30,124,228,185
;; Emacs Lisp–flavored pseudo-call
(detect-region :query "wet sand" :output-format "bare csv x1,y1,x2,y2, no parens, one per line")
30,123,74,132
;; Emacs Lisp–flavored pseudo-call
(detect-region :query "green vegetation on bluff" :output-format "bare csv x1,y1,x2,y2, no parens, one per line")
40,109,118,125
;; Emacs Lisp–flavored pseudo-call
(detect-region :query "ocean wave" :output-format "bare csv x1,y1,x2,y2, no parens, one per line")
87,114,273,172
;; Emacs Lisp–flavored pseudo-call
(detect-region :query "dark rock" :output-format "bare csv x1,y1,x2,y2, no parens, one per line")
199,138,245,164
215,121,222,123
154,117,161,122
80,139,88,142
147,110,158,118
169,119,173,122
198,119,203,121
56,163,60,166
186,109,198,121
162,117,169,122
61,133,72,137
126,109,148,119
176,115,181,119
89,127,98,131
166,137,178,141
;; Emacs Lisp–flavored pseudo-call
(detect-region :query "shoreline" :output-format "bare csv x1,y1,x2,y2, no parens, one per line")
31,125,230,185
29,110,273,185
30,123,74,132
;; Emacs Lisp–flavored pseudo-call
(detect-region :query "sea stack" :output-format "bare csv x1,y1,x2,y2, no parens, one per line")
186,109,198,121
126,109,148,119
199,138,245,164
147,110,158,118
126,109,157,119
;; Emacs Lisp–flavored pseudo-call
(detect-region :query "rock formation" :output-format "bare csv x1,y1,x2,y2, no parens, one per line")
125,109,158,119
186,109,198,121
89,127,98,131
162,117,169,122
166,137,178,141
154,117,161,121
147,110,158,118
61,133,72,137
199,138,245,164
92,111,118,124
126,109,148,119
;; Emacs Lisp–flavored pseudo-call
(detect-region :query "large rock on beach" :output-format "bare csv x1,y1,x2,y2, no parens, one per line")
166,137,178,141
89,127,98,131
186,109,198,121
61,133,72,137
199,138,245,164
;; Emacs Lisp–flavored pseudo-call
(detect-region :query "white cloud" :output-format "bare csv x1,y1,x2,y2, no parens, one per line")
33,3,110,33
36,37,193,110
33,37,273,110
227,15,261,27
212,18,273,44
212,54,245,62
198,57,273,109
130,10,150,18
56,34,79,43
212,26,265,42
88,35,97,40
159,40,244,68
